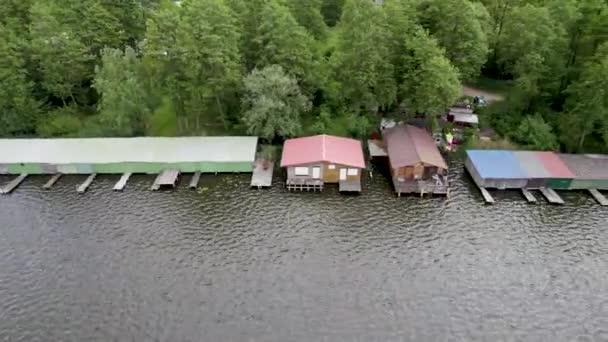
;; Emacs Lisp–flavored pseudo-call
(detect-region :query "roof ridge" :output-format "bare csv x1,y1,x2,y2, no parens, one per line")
407,125,424,164
321,134,326,161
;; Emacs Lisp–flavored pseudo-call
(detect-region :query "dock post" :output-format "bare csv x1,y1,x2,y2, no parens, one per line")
113,172,132,191
42,174,62,190
77,173,97,193
588,189,608,206
1,173,28,195
189,172,201,189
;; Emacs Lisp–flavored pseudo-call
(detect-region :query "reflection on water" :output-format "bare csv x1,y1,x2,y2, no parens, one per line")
0,160,607,341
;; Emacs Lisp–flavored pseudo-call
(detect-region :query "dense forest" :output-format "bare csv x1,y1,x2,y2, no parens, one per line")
1,0,607,152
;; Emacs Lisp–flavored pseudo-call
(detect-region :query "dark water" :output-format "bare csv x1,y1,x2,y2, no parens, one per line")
1,160,607,342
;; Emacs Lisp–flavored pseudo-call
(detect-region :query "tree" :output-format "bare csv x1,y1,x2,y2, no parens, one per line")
0,24,40,136
559,43,608,151
93,47,150,136
400,29,461,115
174,0,242,130
284,0,327,39
417,0,490,80
241,65,311,141
514,114,558,150
321,0,345,27
330,0,396,112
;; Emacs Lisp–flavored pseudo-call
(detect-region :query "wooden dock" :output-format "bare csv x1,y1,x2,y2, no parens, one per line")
151,170,180,190
113,172,132,191
477,185,495,204
77,173,97,193
0,173,28,195
339,180,361,193
42,174,62,190
189,172,201,189
250,160,273,189
521,189,537,203
539,187,564,205
588,189,608,206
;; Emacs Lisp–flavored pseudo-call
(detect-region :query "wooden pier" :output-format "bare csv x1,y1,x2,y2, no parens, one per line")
0,174,28,195
77,173,97,193
521,189,537,203
151,170,180,190
286,179,324,192
539,187,564,205
339,180,361,193
42,174,62,190
477,185,495,204
113,172,132,191
189,172,201,189
588,189,608,206
250,160,273,189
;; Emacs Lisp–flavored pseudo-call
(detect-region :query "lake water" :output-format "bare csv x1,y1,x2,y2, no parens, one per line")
1,160,607,341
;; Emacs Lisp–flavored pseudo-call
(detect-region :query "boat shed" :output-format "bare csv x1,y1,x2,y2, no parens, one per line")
558,154,608,190
446,107,479,126
0,136,258,174
280,134,365,192
383,125,448,195
512,151,553,189
465,150,528,189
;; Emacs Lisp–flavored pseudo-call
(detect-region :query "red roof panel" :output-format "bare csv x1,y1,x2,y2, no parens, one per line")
535,151,575,178
280,135,365,168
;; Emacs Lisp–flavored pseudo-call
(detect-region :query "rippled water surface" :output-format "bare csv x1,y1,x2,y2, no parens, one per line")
1,160,608,341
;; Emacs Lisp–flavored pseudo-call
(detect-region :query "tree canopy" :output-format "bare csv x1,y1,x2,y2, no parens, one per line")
0,0,607,152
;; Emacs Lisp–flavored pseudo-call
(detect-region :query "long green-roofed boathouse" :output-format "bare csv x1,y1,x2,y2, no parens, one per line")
0,137,258,193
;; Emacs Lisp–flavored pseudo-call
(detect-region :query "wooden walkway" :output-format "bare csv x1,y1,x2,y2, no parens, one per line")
477,185,495,204
42,174,62,190
539,188,564,205
0,174,28,195
339,180,361,193
588,189,608,206
250,160,273,188
521,189,537,203
152,170,180,190
113,172,132,191
77,174,97,193
189,172,201,189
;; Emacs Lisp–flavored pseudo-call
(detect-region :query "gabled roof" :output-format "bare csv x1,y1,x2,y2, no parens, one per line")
383,125,447,169
280,135,365,168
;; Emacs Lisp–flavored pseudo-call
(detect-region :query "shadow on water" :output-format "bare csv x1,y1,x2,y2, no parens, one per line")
0,158,608,341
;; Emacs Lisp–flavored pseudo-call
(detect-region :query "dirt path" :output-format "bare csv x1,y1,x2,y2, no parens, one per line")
461,85,505,103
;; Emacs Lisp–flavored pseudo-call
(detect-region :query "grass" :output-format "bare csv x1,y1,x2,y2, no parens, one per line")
465,76,513,96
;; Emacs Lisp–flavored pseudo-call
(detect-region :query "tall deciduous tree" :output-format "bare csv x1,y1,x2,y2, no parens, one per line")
241,65,311,141
93,47,150,136
0,24,40,136
400,28,461,115
514,114,558,150
175,0,242,130
284,0,327,39
330,0,396,112
418,0,489,81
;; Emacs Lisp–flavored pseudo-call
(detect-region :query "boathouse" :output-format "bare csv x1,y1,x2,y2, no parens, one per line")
383,125,448,195
558,154,608,190
0,137,258,174
280,134,365,192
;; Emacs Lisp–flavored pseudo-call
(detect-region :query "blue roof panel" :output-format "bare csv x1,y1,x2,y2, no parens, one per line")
466,150,527,179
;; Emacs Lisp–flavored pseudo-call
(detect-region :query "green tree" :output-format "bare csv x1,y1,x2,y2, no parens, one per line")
241,65,311,141
559,43,608,151
93,47,150,136
400,29,461,115
175,0,242,130
514,114,558,150
0,24,40,136
284,0,327,39
330,0,396,112
418,0,490,80
321,0,345,26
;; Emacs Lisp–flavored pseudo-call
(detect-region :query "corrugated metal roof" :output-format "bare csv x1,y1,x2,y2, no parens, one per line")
535,152,574,178
280,135,365,168
558,154,608,179
450,113,479,124
466,150,527,179
513,151,551,178
0,137,258,164
383,125,447,169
